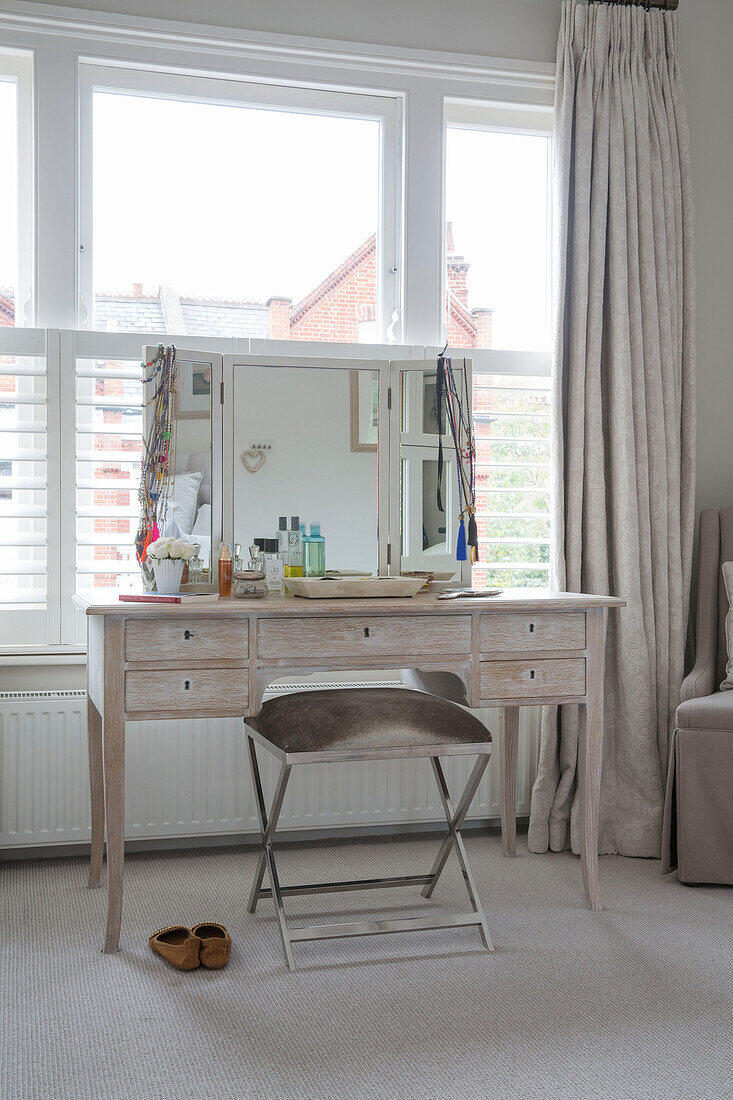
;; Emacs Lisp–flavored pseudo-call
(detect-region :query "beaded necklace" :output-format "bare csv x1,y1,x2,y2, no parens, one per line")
135,344,177,564
435,352,478,564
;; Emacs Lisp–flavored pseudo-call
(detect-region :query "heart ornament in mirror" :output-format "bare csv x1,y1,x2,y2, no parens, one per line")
242,449,266,474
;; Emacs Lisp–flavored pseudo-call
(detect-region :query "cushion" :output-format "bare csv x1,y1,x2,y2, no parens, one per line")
186,451,211,506
676,691,733,731
247,687,491,758
721,562,733,691
191,503,211,537
169,470,203,536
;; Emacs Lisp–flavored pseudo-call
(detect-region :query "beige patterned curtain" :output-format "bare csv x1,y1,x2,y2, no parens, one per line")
528,1,696,858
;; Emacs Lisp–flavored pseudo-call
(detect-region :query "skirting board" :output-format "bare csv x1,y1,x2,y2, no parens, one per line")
0,688,541,854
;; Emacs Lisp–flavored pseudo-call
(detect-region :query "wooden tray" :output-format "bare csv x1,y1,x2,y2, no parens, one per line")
284,576,425,599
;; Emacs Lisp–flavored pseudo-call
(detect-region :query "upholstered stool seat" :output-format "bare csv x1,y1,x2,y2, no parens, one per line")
247,687,491,758
245,687,493,971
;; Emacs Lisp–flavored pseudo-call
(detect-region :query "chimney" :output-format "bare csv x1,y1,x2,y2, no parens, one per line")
447,256,469,305
132,283,143,299
472,307,494,350
267,297,292,340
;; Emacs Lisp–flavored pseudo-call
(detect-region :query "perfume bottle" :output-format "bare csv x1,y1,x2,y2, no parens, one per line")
218,543,232,597
285,515,304,578
277,516,288,557
263,538,285,594
304,523,326,577
188,543,203,583
232,543,243,572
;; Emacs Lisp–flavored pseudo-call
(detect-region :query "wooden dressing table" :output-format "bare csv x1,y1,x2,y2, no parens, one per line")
76,589,624,953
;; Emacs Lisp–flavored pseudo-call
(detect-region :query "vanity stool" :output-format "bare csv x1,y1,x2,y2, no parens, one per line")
245,686,493,971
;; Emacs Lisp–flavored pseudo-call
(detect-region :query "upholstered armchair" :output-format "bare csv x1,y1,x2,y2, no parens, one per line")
662,507,733,884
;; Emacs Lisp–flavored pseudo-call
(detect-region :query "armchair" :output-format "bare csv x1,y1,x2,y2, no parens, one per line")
662,507,733,883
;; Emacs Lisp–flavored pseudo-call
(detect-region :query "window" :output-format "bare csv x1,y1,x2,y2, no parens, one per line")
444,102,552,352
74,355,143,597
0,49,34,327
472,372,550,589
79,66,399,345
0,336,54,646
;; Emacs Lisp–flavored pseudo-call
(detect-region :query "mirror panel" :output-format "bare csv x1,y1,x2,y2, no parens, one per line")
397,365,468,582
143,347,219,588
231,364,380,575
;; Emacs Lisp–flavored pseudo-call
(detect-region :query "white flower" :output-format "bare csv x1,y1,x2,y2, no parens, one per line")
146,537,171,560
168,539,187,559
180,542,196,562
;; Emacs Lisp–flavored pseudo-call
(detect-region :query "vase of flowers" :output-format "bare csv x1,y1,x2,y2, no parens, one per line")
146,537,197,594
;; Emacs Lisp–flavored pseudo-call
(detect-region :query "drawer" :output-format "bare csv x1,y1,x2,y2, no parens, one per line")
125,669,248,716
480,613,585,655
258,614,471,660
125,618,248,663
480,658,585,702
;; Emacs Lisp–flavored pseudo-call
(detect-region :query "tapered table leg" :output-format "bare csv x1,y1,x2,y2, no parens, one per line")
499,706,519,856
87,697,105,888
103,619,125,952
579,608,608,911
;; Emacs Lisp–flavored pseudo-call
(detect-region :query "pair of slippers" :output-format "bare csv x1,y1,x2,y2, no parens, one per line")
149,923,231,971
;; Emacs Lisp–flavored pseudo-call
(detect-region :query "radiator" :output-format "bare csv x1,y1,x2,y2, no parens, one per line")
0,687,540,851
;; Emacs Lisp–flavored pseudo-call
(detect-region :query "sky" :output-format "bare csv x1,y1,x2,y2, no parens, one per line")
0,84,551,352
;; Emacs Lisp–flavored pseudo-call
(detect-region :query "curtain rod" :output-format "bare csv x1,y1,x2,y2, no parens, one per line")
591,0,679,10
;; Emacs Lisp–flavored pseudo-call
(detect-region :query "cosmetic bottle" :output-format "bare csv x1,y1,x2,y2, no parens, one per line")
277,516,288,557
232,543,243,572
263,538,285,594
189,543,203,583
285,515,304,578
218,543,232,597
304,523,326,577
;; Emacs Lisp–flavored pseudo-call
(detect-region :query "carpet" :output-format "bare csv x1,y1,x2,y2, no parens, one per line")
2,833,731,1100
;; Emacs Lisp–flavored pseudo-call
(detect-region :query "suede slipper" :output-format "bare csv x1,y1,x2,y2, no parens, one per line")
191,923,231,969
149,925,202,971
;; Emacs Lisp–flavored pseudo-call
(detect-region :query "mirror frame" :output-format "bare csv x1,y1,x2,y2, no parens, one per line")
143,346,223,592
389,358,474,588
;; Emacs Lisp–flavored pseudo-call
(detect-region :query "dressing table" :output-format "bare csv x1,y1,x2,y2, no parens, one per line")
77,588,624,953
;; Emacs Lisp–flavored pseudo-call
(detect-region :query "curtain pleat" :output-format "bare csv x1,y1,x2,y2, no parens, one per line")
528,0,696,858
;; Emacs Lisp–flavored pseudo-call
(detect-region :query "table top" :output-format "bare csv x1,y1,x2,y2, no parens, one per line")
74,589,625,617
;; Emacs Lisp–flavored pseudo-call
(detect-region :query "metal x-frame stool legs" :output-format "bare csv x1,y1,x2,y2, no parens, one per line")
246,734,493,971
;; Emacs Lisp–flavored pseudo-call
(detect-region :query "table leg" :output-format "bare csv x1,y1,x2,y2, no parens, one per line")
579,608,608,911
498,706,519,856
87,697,105,888
103,619,125,953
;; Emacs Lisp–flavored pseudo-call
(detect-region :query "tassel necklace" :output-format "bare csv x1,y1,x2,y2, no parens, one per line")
435,351,478,564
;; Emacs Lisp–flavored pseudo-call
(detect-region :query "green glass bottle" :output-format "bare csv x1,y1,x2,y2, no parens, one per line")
304,522,326,578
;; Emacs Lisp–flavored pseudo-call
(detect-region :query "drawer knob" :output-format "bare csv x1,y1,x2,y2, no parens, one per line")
183,679,192,691
528,623,535,634
529,669,536,680
184,630,194,640
363,627,370,638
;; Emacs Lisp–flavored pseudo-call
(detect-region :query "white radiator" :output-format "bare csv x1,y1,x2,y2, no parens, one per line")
0,687,540,851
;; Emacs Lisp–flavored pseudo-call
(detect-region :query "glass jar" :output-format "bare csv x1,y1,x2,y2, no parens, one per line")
231,569,268,599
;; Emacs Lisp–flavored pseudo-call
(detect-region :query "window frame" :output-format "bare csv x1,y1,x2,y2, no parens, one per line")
77,61,402,345
0,46,34,326
0,9,556,654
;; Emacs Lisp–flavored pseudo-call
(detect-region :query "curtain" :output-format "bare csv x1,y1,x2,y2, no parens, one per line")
528,0,696,858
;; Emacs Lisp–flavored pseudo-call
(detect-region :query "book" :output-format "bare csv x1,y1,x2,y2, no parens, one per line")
119,593,182,604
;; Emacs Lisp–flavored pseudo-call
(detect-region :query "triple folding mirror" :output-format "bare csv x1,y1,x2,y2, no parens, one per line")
144,348,473,589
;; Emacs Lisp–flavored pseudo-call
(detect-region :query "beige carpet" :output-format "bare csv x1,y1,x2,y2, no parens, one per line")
2,833,732,1100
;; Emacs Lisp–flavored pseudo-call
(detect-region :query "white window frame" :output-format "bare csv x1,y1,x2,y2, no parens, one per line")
0,6,556,655
0,46,34,326
77,62,401,343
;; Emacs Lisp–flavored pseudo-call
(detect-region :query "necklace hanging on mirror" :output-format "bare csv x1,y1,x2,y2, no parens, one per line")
435,349,478,565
